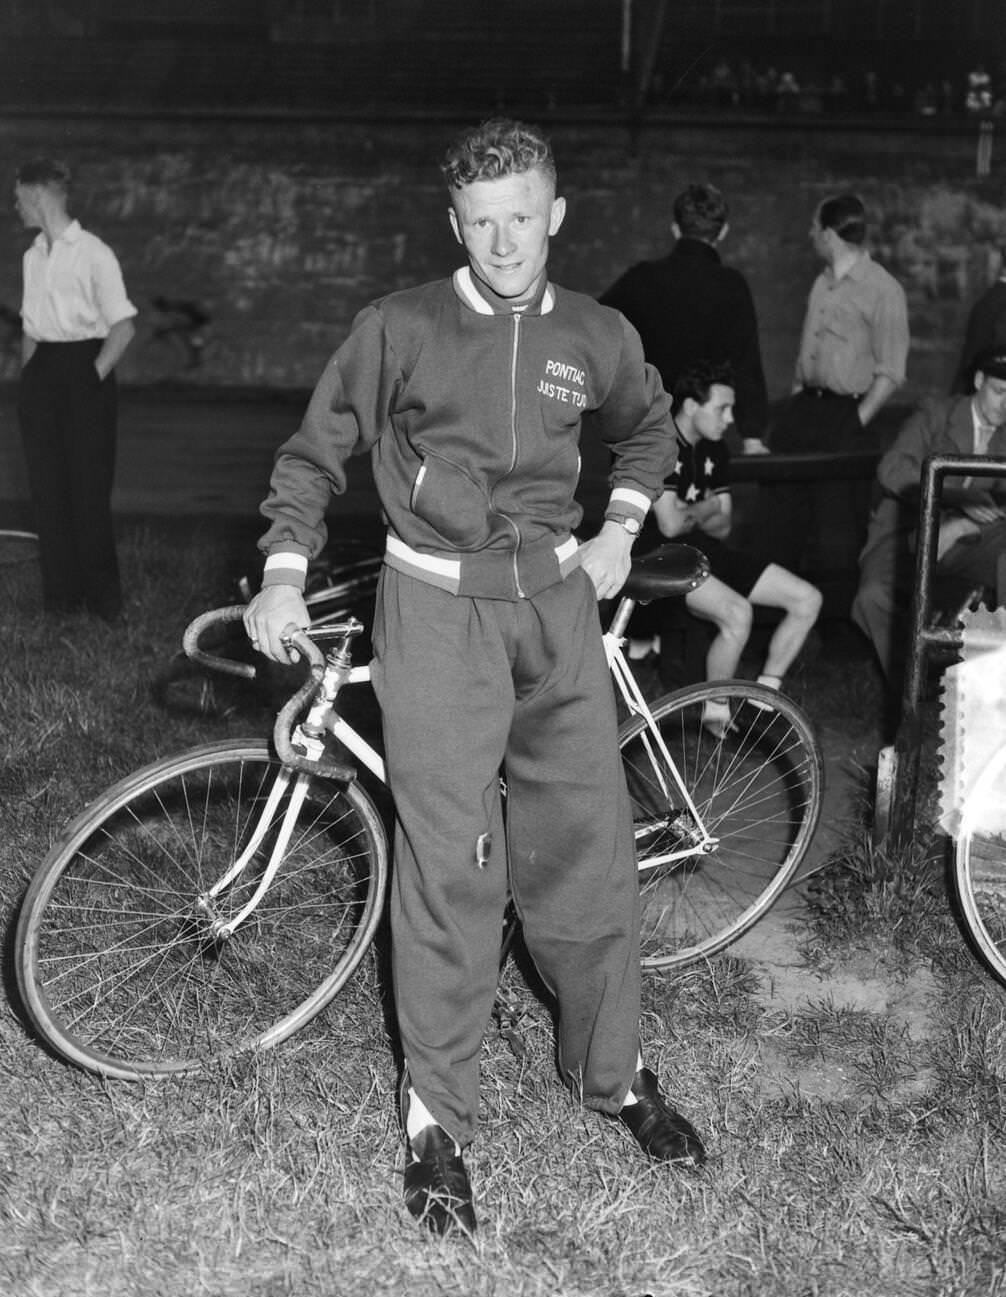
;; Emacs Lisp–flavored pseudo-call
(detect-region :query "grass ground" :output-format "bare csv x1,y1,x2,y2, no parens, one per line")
1,521,1005,1297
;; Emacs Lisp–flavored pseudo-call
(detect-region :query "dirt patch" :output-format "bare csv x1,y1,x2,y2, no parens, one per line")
734,896,939,1105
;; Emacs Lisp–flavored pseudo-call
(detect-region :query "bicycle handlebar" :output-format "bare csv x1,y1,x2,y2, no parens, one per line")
182,605,258,679
182,607,356,784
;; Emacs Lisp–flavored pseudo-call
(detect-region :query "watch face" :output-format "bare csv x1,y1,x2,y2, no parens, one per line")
623,517,641,535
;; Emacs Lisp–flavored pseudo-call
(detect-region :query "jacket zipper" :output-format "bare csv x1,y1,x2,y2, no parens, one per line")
506,313,525,597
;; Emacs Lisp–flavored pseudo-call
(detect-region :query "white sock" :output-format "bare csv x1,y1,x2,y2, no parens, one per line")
406,1086,461,1156
627,637,655,661
751,674,783,713
701,699,733,734
622,1052,646,1107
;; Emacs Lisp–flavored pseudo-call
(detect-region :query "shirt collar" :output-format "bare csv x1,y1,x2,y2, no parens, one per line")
672,415,695,452
971,397,999,451
827,248,871,285
32,218,82,252
671,237,721,264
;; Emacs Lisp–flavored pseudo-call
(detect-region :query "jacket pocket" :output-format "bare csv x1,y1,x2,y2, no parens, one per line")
410,451,494,550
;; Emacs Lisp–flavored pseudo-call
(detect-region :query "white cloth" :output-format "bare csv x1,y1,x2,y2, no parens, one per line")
21,219,136,343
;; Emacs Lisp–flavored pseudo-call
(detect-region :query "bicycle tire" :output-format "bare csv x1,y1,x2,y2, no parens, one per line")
16,738,388,1079
0,528,40,566
619,680,823,969
953,742,1006,987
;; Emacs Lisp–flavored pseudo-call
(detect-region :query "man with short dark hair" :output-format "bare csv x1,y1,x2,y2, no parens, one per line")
15,157,136,620
244,118,706,1237
650,360,821,733
600,183,769,454
757,191,910,591
853,346,1006,691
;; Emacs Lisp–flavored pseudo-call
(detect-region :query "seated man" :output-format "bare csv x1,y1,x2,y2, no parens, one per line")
650,360,822,732
852,345,1006,696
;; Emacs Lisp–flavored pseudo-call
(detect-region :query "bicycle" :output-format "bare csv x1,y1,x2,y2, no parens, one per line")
150,540,383,719
15,542,823,1079
953,742,1006,986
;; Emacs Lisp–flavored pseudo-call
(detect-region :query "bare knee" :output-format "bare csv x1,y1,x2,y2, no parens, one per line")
795,582,823,624
719,593,753,645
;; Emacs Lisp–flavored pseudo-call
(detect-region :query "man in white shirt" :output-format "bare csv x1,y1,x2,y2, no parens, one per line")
15,157,136,620
757,192,910,600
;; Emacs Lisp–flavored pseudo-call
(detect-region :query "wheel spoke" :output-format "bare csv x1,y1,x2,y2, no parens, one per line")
622,683,822,968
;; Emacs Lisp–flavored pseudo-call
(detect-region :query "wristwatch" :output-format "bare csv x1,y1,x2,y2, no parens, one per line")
604,512,642,538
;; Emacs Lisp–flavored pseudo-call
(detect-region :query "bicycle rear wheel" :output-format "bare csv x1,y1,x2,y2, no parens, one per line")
619,681,823,968
16,739,388,1079
953,743,1006,986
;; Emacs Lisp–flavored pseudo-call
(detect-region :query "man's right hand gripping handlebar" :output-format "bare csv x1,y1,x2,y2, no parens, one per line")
243,584,312,665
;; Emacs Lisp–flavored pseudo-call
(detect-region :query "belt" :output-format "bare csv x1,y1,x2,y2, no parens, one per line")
801,386,861,400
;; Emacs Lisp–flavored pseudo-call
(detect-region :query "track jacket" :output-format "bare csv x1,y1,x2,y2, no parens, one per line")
259,267,672,600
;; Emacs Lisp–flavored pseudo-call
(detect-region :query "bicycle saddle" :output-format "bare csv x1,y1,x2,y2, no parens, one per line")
622,543,710,602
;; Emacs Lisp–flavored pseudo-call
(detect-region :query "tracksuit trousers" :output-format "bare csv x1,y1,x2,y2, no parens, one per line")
18,339,122,619
370,563,641,1148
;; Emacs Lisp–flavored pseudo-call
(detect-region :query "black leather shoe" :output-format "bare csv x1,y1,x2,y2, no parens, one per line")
403,1123,477,1236
618,1067,706,1167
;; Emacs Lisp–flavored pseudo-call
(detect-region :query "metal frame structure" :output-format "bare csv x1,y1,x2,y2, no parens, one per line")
885,453,1006,846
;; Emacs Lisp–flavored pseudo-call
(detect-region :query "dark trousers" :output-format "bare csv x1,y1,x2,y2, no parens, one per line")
18,340,122,619
371,565,641,1148
756,390,873,594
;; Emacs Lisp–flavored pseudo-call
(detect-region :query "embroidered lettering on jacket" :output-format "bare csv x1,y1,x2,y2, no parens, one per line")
537,358,587,409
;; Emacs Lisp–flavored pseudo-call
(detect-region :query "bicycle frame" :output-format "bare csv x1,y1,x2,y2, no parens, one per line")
604,596,718,865
196,624,386,941
193,589,718,939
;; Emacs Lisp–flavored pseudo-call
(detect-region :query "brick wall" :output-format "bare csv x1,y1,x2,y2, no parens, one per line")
1,113,1002,398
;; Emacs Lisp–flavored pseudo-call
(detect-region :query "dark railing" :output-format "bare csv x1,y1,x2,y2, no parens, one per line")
730,447,881,484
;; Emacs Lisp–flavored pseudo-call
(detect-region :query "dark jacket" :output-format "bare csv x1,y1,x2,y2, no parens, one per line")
953,280,1006,394
259,268,671,600
600,237,769,444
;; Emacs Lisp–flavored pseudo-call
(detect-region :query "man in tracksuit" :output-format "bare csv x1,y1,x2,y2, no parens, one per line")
245,118,705,1236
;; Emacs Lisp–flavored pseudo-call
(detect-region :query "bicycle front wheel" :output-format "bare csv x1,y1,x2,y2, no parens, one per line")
953,743,1006,986
619,681,823,968
16,739,388,1079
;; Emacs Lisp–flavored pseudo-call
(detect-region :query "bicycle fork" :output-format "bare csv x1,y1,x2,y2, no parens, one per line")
194,760,311,941
195,647,380,941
